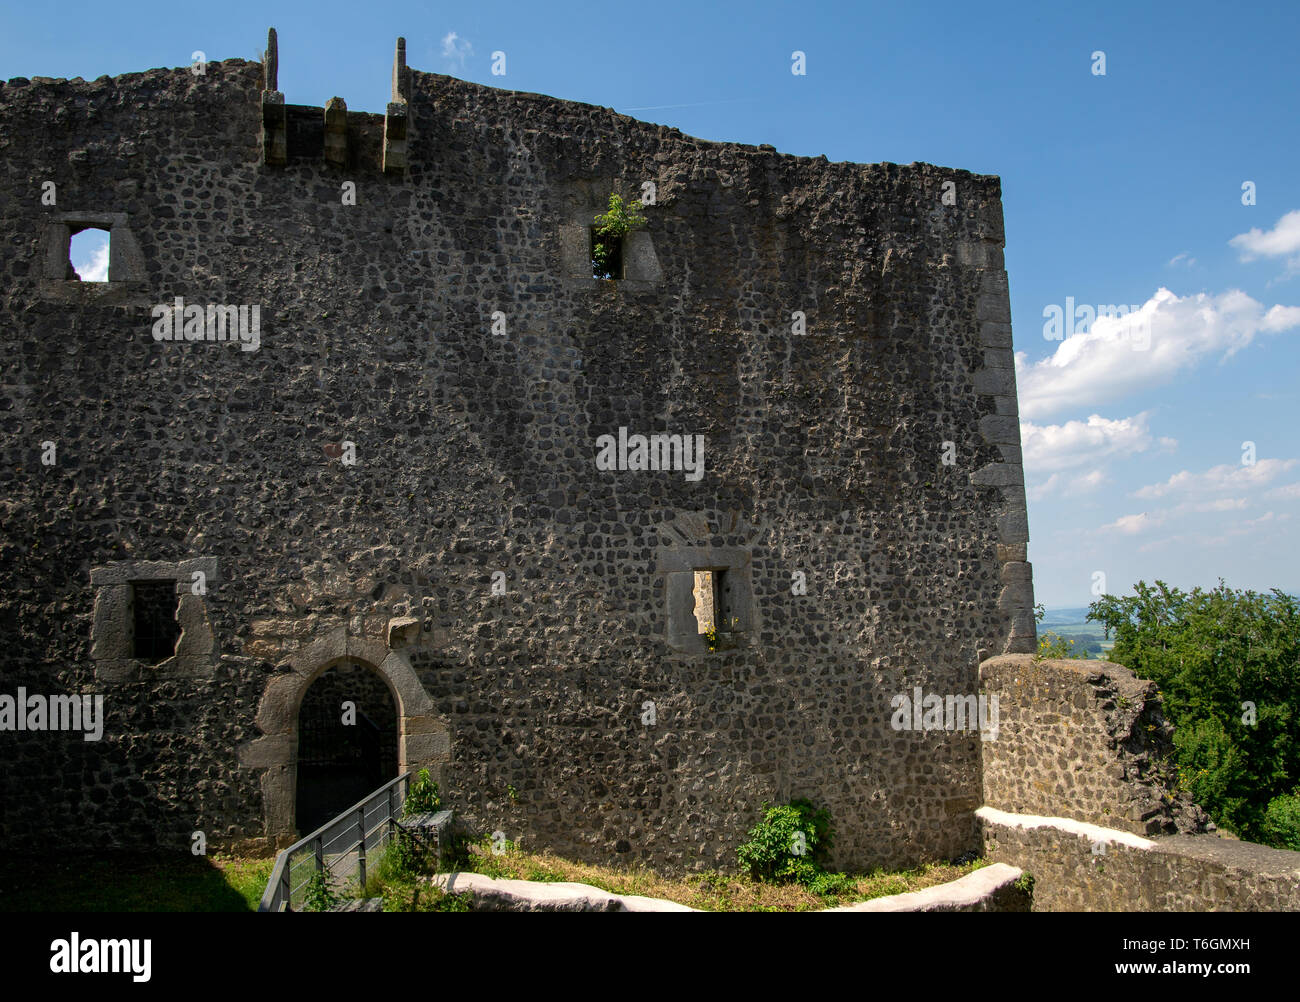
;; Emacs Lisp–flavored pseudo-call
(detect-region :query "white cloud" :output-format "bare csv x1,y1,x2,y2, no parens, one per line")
1016,287,1300,420
1021,412,1169,474
72,233,109,282
441,31,473,70
1132,510,1290,552
1100,511,1165,535
1135,458,1297,499
1265,482,1300,501
1180,497,1247,513
1229,209,1300,260
1168,252,1196,268
1231,210,1300,283
1027,468,1108,502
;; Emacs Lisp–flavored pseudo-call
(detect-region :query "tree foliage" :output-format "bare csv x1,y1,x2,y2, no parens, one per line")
1087,580,1300,844
591,193,646,278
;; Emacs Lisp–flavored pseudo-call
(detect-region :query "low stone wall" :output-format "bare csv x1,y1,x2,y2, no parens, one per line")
980,807,1300,911
823,862,1029,912
431,872,697,912
980,655,1207,836
434,863,1031,912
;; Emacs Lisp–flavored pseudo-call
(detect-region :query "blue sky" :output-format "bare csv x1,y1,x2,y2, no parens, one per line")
6,0,1298,607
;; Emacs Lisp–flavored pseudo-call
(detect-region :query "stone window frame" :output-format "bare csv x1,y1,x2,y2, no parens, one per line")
90,558,218,682
39,211,148,303
559,206,662,288
659,546,756,654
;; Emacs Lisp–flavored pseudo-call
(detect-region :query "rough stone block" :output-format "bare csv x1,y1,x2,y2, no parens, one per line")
979,322,1014,349
623,230,662,282
90,583,130,660
981,346,1015,369
387,615,421,649
978,415,1021,445
973,367,1016,396
324,97,348,167
559,223,589,278
262,91,286,167
980,270,1009,295
976,294,1011,323
175,594,214,656
971,462,1024,488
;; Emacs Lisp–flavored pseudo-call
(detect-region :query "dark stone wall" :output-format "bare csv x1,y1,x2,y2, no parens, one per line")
0,55,1032,871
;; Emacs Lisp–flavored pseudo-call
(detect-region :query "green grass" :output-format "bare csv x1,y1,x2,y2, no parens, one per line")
0,842,987,914
0,853,275,912
452,838,989,912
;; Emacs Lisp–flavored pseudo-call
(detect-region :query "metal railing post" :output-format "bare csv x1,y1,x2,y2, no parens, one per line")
356,806,367,889
259,772,415,911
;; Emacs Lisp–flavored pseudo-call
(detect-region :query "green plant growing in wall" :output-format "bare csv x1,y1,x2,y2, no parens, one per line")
591,193,647,279
403,768,441,816
705,616,742,652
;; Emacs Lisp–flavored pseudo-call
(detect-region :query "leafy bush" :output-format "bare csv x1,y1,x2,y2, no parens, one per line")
1089,580,1300,845
303,869,339,912
375,829,424,883
736,800,851,896
1261,792,1300,852
737,804,813,881
403,769,441,816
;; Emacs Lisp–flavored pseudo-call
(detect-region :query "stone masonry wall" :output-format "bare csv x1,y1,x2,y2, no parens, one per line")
981,654,1208,836
0,42,1034,871
980,808,1300,911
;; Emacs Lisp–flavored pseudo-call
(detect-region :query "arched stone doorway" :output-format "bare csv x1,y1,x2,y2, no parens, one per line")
294,660,399,834
238,629,450,847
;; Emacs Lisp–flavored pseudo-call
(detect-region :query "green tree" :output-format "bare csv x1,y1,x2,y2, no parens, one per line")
1087,580,1300,843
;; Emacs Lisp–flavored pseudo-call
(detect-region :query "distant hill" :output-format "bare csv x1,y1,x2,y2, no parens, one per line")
1038,606,1094,627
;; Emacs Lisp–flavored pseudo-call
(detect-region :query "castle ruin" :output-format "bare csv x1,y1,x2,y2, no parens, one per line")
4,31,1298,908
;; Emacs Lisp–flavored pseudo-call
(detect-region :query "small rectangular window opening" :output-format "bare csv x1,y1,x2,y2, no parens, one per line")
693,570,722,634
591,228,623,280
132,580,180,663
68,225,111,283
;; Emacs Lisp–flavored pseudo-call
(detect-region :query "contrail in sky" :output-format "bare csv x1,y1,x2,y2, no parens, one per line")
621,98,756,111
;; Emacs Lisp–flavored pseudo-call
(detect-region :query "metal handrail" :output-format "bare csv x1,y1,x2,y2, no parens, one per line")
258,771,412,912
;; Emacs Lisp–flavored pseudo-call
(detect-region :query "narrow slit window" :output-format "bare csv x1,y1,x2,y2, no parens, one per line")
591,227,623,279
693,570,718,634
132,580,179,663
68,225,111,282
